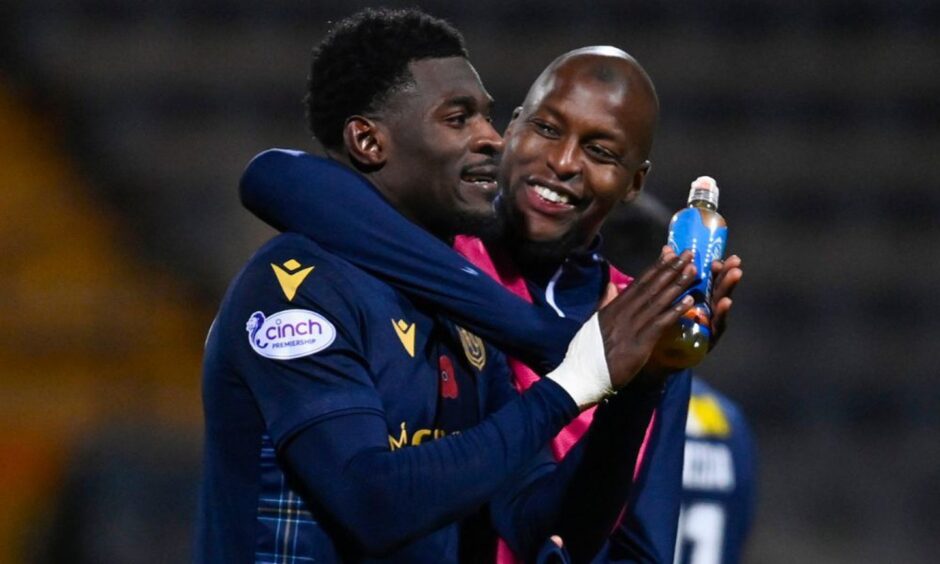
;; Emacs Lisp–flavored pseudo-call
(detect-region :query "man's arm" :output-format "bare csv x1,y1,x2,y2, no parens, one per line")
274,314,687,557
282,378,578,555
488,371,690,564
240,149,580,371
490,377,667,562
240,149,699,380
230,241,585,556
603,370,692,563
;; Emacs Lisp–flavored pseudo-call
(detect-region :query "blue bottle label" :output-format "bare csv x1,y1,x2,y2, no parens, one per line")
668,207,727,313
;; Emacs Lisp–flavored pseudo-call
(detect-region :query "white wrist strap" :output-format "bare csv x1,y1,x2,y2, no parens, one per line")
545,313,612,409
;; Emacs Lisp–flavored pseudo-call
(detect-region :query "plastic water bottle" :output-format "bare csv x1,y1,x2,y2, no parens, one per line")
652,176,727,369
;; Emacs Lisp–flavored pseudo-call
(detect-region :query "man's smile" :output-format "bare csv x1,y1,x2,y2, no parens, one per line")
460,162,499,196
523,175,580,215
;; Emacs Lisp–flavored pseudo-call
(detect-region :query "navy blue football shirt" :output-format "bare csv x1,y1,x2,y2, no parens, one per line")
198,233,576,562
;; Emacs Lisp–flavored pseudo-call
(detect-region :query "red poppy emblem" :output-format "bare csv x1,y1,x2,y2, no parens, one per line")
439,355,458,399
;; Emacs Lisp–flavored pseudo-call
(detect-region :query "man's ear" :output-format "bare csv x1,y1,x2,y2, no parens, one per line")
504,106,524,135
342,116,387,168
623,160,651,204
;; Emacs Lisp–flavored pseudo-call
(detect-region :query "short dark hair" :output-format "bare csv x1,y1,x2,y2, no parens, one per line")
306,8,468,149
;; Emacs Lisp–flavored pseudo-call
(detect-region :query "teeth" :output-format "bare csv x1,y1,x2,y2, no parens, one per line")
534,185,570,204
464,175,493,185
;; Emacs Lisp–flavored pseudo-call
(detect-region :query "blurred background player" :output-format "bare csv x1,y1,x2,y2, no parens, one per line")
673,377,756,564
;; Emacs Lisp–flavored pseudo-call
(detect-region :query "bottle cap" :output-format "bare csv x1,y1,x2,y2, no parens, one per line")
688,176,719,208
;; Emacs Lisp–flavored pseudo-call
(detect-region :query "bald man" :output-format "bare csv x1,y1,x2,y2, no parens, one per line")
496,47,658,259
462,46,733,564
241,45,742,562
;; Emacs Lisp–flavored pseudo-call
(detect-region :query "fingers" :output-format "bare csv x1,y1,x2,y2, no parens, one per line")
634,249,695,309
710,298,731,349
611,248,695,324
711,255,743,303
641,294,695,341
622,246,678,299
710,255,742,347
633,261,696,324
639,250,690,292
713,297,733,319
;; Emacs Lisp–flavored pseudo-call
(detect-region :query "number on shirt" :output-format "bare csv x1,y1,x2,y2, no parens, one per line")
674,501,725,564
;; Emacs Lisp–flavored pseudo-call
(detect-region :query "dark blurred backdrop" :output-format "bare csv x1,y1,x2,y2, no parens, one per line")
1,1,938,562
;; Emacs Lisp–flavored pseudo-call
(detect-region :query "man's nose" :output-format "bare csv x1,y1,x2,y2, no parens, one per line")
470,119,505,155
546,137,580,180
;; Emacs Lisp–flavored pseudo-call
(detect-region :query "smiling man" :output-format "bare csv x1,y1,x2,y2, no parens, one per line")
498,46,658,261
324,56,501,240
199,9,700,564
469,50,690,563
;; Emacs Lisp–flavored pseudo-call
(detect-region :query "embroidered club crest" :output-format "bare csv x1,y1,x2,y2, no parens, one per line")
456,326,486,371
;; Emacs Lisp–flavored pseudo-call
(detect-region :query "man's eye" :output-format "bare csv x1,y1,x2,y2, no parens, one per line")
446,113,469,126
587,144,618,162
531,120,559,137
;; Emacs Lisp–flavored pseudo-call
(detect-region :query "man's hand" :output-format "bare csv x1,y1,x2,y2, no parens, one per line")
709,254,743,348
598,249,696,389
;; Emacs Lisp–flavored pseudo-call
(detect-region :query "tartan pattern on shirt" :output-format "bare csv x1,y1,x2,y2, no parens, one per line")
254,434,324,563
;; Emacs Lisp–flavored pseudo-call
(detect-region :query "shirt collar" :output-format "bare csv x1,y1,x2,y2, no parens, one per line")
568,234,605,266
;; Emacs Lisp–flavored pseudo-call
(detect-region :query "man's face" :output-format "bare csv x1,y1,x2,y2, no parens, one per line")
379,57,503,239
499,60,654,251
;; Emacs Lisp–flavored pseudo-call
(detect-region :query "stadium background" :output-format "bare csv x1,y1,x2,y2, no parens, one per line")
1,1,937,562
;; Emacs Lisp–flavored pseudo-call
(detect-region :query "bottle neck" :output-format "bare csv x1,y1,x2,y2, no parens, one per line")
689,198,717,211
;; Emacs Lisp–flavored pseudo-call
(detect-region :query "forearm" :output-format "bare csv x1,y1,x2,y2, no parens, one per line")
555,382,665,562
283,378,578,555
240,149,580,371
606,370,692,563
492,381,663,561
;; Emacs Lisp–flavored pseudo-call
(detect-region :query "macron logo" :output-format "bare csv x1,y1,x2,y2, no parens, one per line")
391,319,416,357
271,259,315,301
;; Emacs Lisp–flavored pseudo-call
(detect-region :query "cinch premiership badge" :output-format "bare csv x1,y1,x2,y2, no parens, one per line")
246,309,336,359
